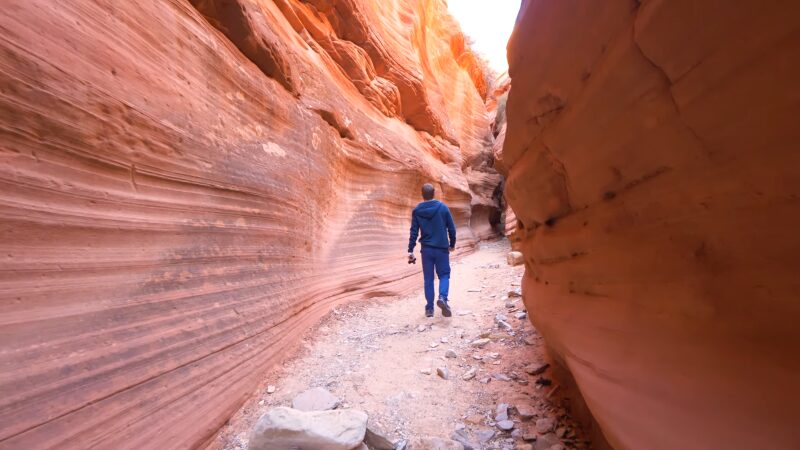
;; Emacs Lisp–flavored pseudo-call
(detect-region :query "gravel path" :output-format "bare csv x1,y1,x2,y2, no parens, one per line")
211,240,593,450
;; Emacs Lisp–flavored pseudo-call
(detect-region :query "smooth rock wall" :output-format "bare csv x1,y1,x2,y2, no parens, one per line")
501,0,800,449
0,0,499,448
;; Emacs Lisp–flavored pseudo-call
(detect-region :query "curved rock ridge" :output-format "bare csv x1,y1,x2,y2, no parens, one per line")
502,1,800,449
0,0,500,448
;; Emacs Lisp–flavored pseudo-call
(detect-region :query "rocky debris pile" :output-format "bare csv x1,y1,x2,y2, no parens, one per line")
249,405,465,450
444,396,585,450
248,387,469,450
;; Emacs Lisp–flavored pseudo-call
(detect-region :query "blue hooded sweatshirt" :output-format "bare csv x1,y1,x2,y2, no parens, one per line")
408,200,456,253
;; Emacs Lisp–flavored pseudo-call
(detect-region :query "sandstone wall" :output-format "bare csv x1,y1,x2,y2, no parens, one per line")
501,0,800,449
0,1,498,448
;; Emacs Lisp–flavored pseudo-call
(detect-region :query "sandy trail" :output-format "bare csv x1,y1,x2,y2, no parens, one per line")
211,240,592,450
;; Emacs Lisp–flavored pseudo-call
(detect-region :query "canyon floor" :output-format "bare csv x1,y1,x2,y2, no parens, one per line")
210,240,593,450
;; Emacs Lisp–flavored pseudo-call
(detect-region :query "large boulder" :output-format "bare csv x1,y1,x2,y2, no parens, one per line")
249,407,368,450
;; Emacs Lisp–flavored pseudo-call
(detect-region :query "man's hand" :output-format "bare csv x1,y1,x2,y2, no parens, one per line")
407,252,416,264
449,247,455,253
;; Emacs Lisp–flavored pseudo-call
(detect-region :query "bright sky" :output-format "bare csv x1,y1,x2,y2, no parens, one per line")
447,0,521,73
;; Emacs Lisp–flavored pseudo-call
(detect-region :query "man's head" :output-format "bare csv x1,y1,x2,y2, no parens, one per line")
421,183,435,200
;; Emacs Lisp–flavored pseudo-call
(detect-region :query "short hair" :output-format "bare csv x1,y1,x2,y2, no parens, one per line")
421,183,435,200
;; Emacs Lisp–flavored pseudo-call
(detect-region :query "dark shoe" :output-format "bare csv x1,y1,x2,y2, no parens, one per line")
436,298,452,317
425,309,434,318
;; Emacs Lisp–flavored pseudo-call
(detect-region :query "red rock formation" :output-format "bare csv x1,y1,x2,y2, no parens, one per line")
0,0,498,448
502,0,800,449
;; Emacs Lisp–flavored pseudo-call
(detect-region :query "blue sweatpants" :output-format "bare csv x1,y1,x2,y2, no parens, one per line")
421,246,450,311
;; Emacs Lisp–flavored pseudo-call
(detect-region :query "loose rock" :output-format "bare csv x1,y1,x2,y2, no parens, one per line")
496,420,514,431
451,429,478,450
507,251,524,266
524,363,549,376
497,320,513,332
267,385,276,394
535,418,555,434
533,434,561,450
470,338,490,348
406,436,465,450
249,407,367,450
516,404,536,421
462,367,477,380
495,403,509,421
292,387,340,412
445,349,458,359
436,367,449,380
465,414,483,425
364,426,394,450
420,368,432,375
475,429,495,443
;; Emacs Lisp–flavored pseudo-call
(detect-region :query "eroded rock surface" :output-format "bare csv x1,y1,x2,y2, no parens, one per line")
502,1,800,449
0,0,500,448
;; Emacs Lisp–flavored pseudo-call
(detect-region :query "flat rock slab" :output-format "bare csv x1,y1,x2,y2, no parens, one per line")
524,363,549,376
470,338,490,348
249,406,367,450
496,419,514,431
292,387,340,411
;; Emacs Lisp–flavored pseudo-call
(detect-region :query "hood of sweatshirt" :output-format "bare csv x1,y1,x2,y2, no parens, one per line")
415,200,443,219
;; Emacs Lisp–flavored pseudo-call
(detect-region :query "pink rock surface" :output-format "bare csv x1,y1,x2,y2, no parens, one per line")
502,1,800,449
0,1,499,448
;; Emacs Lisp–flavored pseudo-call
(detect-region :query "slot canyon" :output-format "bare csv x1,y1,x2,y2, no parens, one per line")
0,1,798,450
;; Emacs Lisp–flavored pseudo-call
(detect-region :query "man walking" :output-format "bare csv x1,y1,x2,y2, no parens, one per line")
408,183,456,317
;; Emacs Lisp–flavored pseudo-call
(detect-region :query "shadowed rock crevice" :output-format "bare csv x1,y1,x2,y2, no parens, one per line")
312,108,354,139
190,0,297,95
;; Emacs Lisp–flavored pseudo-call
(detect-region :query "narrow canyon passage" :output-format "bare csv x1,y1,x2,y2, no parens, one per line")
212,241,592,450
1,0,798,449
